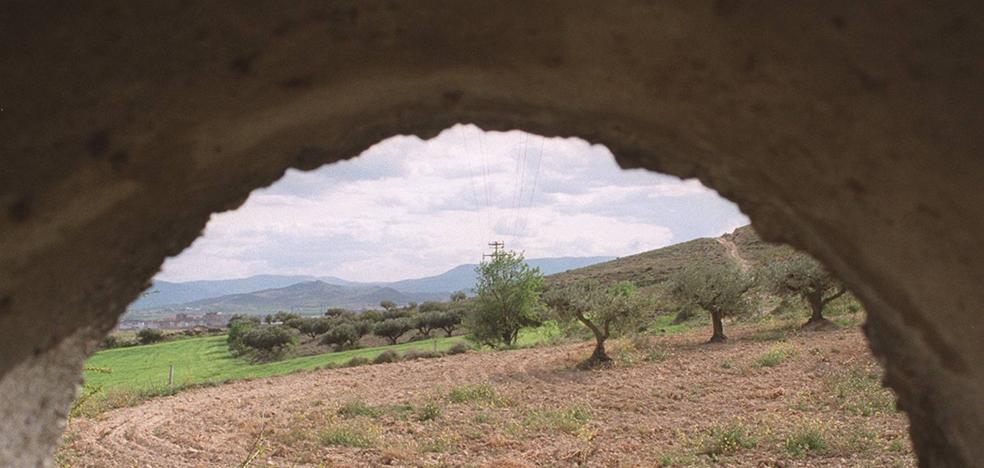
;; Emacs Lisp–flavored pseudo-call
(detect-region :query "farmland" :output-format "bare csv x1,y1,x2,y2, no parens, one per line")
59,314,914,467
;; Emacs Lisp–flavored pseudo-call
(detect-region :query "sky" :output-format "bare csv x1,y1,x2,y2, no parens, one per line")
157,125,749,283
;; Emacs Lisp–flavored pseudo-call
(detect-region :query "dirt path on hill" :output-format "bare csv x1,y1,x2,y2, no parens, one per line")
717,235,751,272
59,324,914,467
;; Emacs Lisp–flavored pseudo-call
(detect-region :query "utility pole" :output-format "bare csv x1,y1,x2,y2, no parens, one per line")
483,241,504,262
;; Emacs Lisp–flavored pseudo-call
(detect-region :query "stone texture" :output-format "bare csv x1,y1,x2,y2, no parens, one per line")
0,1,981,466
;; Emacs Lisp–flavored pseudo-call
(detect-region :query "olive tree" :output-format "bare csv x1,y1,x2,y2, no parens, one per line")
320,323,361,349
466,251,544,347
763,254,846,328
373,317,413,345
434,309,464,337
235,325,298,361
668,261,754,343
545,280,649,367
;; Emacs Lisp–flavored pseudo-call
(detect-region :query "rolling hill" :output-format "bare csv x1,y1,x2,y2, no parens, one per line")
546,225,782,288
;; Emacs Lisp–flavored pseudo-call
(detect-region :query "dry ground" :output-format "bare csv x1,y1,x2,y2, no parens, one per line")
58,320,915,467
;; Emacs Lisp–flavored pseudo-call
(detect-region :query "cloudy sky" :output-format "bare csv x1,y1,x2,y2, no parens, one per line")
158,125,748,282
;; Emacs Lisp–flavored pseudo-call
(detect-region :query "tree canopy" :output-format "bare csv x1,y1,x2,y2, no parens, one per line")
668,261,754,343
466,250,544,347
763,254,846,327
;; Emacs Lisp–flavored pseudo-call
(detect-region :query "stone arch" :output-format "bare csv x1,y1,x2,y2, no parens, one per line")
1,2,981,466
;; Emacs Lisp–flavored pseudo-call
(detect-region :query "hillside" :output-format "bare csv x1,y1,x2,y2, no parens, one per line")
385,256,615,293
180,281,446,314
547,225,781,288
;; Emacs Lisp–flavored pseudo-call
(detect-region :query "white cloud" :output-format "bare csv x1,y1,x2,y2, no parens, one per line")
158,125,748,282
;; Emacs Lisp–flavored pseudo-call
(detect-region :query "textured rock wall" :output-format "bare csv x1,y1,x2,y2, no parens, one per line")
1,1,981,466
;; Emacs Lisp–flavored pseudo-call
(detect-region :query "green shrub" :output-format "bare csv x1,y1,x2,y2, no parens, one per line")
136,328,164,345
226,315,261,355
100,334,121,349
372,350,401,364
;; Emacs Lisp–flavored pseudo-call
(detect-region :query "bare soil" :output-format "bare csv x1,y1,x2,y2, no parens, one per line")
59,322,915,467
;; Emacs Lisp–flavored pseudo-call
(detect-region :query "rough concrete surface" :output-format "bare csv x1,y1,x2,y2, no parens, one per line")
0,1,981,466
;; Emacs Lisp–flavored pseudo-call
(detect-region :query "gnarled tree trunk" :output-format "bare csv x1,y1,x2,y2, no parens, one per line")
709,310,727,343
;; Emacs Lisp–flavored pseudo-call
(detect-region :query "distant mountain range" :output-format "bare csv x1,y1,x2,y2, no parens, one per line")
128,256,614,316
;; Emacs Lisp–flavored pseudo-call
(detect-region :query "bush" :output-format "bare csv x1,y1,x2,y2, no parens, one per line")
403,349,441,360
136,328,164,345
372,350,401,364
344,356,370,367
100,334,121,349
447,342,472,355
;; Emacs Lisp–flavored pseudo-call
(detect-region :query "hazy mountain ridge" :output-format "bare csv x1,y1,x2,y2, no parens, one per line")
129,256,614,314
172,281,445,315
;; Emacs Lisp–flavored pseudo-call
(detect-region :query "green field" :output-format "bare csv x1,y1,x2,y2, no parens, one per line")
83,324,562,395
84,335,463,392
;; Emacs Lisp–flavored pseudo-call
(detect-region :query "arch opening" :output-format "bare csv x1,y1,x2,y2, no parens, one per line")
55,126,913,466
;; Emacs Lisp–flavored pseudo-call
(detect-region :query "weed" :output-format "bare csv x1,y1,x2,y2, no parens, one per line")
828,368,895,416
319,426,374,448
338,399,383,418
415,401,442,421
418,432,458,453
888,438,907,453
786,425,827,457
448,383,505,406
754,345,794,368
702,422,756,457
524,406,591,435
